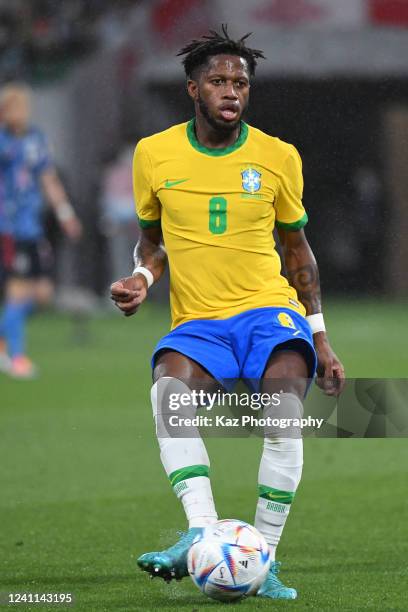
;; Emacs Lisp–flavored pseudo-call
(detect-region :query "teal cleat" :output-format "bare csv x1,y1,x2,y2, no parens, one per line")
137,528,203,582
257,561,297,599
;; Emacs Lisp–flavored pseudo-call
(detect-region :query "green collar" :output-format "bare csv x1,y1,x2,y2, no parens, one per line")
186,118,249,156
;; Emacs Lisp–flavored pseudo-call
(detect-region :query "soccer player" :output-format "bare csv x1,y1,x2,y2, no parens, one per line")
111,26,345,599
0,83,81,378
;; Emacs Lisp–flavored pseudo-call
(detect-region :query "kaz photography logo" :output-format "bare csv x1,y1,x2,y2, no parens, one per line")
158,385,324,436
154,378,408,439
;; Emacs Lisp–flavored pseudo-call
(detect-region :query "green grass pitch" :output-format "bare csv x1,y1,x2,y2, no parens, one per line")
1,301,407,611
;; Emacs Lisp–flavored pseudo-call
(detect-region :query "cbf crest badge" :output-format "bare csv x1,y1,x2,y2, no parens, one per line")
242,168,262,194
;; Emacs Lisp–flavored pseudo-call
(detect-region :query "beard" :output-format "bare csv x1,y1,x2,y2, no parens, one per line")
197,94,247,134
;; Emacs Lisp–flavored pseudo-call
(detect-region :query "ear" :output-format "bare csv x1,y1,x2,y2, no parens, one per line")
187,79,198,102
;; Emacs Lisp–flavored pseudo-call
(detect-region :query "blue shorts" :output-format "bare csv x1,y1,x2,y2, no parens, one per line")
152,307,317,389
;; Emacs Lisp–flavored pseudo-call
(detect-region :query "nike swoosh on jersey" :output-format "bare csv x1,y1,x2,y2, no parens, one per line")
164,178,190,188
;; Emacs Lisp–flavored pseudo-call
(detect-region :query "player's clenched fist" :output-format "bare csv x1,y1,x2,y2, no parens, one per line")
110,275,148,317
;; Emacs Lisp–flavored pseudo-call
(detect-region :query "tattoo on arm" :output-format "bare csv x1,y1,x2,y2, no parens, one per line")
287,263,322,315
133,229,167,279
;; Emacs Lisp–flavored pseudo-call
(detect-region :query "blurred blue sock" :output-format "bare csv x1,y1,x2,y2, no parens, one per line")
0,310,5,340
1,300,34,358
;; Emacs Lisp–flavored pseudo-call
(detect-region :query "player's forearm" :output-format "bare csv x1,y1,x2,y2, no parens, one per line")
41,170,75,223
279,230,322,316
133,228,167,283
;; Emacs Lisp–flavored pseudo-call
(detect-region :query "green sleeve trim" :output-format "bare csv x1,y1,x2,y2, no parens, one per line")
138,218,161,229
275,212,308,232
169,465,209,487
258,484,295,505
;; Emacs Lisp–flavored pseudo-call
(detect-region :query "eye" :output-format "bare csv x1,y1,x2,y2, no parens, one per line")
237,80,247,88
211,78,223,85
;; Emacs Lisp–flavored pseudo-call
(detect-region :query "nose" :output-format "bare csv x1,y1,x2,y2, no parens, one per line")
222,82,238,99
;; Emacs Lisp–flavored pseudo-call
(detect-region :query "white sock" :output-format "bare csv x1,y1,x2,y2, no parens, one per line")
254,394,304,559
151,377,218,528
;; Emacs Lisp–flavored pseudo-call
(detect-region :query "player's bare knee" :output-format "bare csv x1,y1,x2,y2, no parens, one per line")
154,351,189,382
263,344,309,395
6,278,33,302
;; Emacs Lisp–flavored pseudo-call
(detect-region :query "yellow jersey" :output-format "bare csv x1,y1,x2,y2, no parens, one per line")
133,119,308,329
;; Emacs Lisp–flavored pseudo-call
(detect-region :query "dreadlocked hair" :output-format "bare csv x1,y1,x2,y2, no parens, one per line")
177,24,265,79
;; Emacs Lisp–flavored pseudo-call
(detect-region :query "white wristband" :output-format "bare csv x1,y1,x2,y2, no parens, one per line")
56,202,75,223
306,313,326,334
132,266,154,289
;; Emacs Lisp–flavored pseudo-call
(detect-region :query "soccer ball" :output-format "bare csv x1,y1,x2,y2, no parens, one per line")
187,519,270,602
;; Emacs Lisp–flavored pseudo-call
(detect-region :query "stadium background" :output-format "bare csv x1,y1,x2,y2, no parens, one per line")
1,1,407,610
